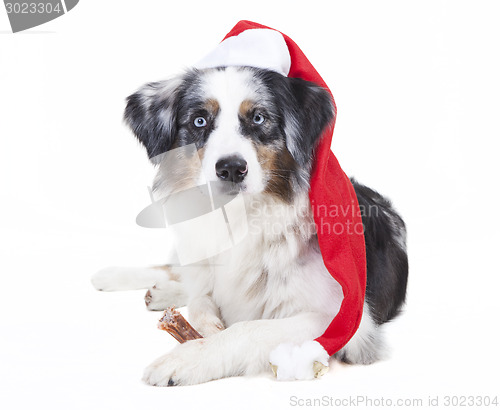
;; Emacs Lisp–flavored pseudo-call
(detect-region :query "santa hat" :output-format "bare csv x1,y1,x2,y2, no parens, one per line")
196,21,367,361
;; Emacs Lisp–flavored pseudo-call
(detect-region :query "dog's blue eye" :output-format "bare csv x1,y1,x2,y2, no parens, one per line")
253,113,265,125
194,117,207,127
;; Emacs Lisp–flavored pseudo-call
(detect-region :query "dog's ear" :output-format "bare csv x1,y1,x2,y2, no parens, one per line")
124,76,183,160
284,77,335,166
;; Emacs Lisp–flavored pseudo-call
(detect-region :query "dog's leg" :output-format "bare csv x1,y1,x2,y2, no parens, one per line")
334,303,386,364
91,266,166,291
187,295,225,337
92,265,188,309
143,312,332,386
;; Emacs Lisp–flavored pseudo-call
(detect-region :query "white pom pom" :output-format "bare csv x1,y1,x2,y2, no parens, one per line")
269,340,329,381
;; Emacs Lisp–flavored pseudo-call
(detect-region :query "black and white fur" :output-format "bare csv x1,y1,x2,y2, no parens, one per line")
92,66,408,385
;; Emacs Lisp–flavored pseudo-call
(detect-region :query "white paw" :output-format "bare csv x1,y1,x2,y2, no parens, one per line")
269,340,330,381
143,339,217,386
91,266,166,291
91,267,128,291
190,316,225,337
144,281,187,311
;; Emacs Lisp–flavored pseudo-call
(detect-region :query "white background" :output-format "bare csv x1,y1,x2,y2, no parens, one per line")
1,1,499,409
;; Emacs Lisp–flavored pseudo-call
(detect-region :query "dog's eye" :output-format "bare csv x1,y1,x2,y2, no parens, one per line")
194,117,207,127
253,113,265,125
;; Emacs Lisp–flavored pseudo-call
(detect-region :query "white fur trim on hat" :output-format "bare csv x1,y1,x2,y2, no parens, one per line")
195,28,291,76
269,340,329,381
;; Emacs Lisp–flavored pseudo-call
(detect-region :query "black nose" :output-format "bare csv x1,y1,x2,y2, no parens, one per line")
215,156,248,183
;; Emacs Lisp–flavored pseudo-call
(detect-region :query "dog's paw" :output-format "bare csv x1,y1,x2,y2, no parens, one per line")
143,339,217,386
91,267,129,291
91,266,163,291
190,316,225,337
269,340,330,381
144,286,170,311
144,281,187,311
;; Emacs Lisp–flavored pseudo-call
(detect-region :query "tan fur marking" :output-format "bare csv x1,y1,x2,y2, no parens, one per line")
154,147,206,195
153,265,180,281
254,142,295,203
204,99,220,116
245,268,269,299
239,99,254,117
254,143,278,171
197,146,206,162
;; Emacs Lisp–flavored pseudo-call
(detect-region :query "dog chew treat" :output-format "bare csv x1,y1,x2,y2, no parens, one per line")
157,307,203,343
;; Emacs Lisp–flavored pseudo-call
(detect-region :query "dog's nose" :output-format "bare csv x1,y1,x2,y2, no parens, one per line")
215,156,248,183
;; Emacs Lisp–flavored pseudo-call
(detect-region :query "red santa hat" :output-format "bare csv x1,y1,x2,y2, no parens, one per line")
197,21,367,360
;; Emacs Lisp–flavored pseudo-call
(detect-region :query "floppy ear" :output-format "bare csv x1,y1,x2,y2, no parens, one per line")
284,77,335,166
124,76,183,160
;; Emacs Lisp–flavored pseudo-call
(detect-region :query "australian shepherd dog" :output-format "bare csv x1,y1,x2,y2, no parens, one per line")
92,66,408,386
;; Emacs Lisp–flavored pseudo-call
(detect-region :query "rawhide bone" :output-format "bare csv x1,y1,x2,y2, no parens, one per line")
157,306,203,343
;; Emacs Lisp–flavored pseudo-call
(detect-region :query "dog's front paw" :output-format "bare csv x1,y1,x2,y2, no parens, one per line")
144,281,187,311
143,339,216,386
91,267,127,291
191,316,225,337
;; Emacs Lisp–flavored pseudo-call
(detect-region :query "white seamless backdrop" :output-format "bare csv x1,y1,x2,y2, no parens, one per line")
1,1,499,409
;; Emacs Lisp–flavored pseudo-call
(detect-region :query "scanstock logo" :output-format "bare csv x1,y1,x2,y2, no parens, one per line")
136,145,249,266
3,0,79,33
